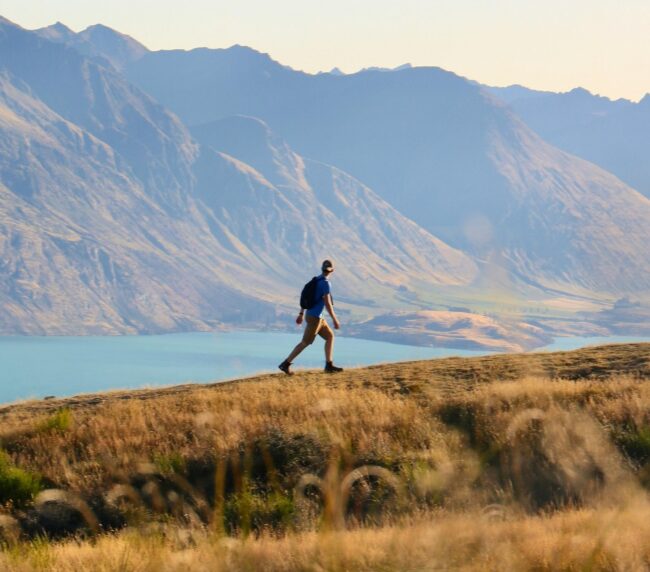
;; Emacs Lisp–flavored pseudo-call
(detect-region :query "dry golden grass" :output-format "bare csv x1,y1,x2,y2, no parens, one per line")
0,378,442,494
4,505,650,571
2,343,646,493
1,343,650,570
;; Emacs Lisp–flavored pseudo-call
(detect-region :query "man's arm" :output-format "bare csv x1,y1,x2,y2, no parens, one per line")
324,294,340,329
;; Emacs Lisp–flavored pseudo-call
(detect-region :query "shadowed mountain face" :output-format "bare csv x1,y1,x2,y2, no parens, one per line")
0,70,278,334
124,46,650,295
191,115,477,292
0,19,476,334
486,85,650,199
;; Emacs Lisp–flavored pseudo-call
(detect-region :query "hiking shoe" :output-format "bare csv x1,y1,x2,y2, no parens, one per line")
324,362,343,374
278,360,293,375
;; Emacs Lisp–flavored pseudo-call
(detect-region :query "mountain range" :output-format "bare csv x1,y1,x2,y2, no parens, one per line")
122,41,650,296
0,17,475,338
1,16,649,347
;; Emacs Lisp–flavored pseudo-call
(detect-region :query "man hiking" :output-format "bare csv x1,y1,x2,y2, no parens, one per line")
279,260,343,375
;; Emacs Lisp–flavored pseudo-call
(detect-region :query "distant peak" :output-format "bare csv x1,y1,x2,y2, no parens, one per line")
80,23,147,48
228,44,264,54
82,23,123,36
34,20,78,42
222,45,294,70
358,63,413,73
224,45,273,62
51,21,74,33
77,23,149,63
639,93,650,108
84,23,111,31
566,87,593,98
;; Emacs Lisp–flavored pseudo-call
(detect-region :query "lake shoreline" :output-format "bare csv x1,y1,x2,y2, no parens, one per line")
2,331,650,406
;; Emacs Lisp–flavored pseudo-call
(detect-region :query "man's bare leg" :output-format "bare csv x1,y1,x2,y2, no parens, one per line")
324,336,334,363
286,341,308,364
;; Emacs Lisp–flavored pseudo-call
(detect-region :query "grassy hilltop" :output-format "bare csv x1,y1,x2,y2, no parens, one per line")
1,344,650,570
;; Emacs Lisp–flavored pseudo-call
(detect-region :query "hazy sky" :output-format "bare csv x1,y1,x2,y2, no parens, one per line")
1,0,648,101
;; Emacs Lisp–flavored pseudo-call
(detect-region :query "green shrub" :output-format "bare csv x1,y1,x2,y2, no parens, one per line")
36,408,72,433
153,452,186,474
0,451,42,507
224,489,295,535
616,425,650,465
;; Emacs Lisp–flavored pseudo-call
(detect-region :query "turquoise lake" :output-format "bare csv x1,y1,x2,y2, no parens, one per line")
1,332,649,405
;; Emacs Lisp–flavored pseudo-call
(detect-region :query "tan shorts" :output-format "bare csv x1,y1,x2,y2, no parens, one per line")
302,315,334,345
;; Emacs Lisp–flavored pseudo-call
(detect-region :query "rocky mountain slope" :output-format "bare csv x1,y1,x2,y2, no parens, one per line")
0,69,270,334
485,85,650,199
191,115,476,291
122,44,650,296
0,18,477,335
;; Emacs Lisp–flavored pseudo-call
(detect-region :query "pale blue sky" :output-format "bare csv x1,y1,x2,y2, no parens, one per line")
1,0,648,100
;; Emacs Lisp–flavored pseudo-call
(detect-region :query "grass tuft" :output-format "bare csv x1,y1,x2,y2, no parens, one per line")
0,450,42,508
153,452,185,475
224,489,296,536
35,408,72,434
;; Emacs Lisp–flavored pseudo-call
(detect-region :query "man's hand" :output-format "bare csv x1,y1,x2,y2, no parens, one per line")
296,313,304,325
324,294,340,329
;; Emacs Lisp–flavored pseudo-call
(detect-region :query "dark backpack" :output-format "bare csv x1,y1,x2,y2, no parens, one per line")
300,276,322,310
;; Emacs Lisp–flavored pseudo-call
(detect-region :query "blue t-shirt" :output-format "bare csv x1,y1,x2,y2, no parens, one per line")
306,275,331,318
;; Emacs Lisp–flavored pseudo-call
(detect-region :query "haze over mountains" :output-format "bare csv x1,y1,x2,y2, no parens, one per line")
122,41,650,295
0,17,473,337
1,16,649,347
486,84,650,199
